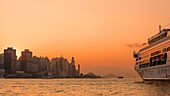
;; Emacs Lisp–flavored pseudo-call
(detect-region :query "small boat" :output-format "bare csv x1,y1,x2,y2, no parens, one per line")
118,76,124,79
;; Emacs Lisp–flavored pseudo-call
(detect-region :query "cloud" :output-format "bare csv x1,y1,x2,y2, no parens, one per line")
126,43,143,48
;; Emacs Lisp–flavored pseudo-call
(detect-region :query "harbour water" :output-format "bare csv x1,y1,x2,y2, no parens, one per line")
0,78,170,96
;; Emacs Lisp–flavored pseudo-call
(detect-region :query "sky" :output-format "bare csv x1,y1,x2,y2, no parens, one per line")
0,0,170,77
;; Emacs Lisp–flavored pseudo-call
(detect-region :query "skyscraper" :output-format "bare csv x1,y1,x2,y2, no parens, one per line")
49,56,80,78
21,49,33,73
69,57,77,77
39,57,50,71
71,57,75,65
4,47,17,74
78,64,80,76
0,54,4,69
32,56,40,72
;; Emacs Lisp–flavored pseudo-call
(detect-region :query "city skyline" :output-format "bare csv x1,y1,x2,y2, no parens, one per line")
1,0,170,77
0,47,80,78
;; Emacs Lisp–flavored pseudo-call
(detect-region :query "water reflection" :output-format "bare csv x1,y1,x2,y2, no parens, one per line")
142,81,170,96
0,78,169,96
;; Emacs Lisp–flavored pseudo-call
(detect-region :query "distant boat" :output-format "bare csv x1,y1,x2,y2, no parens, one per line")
134,25,170,81
118,76,124,79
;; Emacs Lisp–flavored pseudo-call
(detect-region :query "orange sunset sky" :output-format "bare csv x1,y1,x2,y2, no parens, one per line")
0,0,170,77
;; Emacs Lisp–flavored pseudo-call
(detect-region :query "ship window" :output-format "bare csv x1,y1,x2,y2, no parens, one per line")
136,58,138,61
136,62,138,65
162,46,170,53
152,57,156,66
168,47,170,51
164,53,167,58
157,55,161,65
151,50,161,56
139,53,167,69
162,53,167,64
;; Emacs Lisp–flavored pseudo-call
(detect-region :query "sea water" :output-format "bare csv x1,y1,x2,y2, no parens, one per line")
0,78,170,96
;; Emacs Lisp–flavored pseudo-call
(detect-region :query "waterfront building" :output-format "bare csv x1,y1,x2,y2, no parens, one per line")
16,60,21,71
32,64,38,72
58,56,69,77
17,56,22,71
0,54,4,69
50,57,60,77
70,57,76,77
32,56,40,65
0,54,4,77
4,47,17,74
32,56,40,72
47,61,52,73
77,64,80,77
49,56,80,78
2,47,80,78
21,49,33,73
39,57,50,71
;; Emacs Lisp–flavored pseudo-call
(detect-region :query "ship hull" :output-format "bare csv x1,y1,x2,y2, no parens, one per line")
135,64,170,81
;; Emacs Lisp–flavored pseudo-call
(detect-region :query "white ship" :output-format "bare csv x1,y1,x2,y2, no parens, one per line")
134,26,170,81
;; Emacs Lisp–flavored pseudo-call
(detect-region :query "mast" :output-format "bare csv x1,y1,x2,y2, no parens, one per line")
159,25,161,33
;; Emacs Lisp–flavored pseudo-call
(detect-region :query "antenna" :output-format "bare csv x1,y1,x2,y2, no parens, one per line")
159,25,161,32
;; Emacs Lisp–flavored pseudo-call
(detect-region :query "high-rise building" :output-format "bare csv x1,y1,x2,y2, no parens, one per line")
48,56,80,78
21,49,33,73
16,60,20,71
17,56,22,71
71,57,75,65
32,64,38,72
58,57,69,77
78,64,80,76
0,54,4,69
4,47,17,74
32,56,40,73
39,57,50,71
0,54,4,77
32,56,40,65
50,57,59,77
